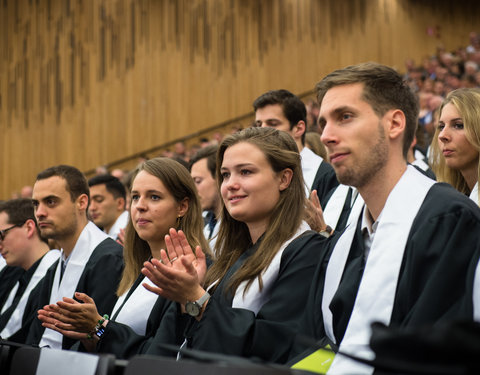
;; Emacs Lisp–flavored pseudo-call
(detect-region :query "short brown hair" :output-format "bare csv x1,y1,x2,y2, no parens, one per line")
189,144,218,179
0,198,46,242
315,62,419,158
36,165,90,202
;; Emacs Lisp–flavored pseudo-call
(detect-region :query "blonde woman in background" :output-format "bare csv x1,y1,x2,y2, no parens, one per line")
430,88,480,205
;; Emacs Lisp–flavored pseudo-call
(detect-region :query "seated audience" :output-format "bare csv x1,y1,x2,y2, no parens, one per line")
38,158,209,359
142,127,326,362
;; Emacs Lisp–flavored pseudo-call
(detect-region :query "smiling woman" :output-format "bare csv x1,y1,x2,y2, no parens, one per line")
142,127,328,363
430,88,480,205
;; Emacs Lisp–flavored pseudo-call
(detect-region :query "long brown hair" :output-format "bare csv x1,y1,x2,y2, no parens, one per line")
430,88,480,201
117,157,210,296
204,127,306,295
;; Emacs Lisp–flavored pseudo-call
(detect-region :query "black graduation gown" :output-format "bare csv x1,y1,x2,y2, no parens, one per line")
14,238,124,349
0,257,42,332
94,274,175,359
0,266,24,313
101,256,216,359
289,183,480,363
166,231,328,363
311,161,338,208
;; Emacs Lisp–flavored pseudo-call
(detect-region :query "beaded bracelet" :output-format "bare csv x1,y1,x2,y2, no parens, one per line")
86,314,109,340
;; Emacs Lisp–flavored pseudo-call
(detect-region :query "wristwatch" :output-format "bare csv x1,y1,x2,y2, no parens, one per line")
185,291,210,317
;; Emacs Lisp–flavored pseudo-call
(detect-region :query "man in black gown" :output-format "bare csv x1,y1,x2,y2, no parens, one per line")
288,63,480,374
0,199,59,341
19,165,123,350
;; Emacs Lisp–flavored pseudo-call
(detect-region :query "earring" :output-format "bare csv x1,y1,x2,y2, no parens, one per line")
176,216,182,229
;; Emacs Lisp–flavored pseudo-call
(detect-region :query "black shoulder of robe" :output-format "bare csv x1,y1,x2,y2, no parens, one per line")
289,182,480,363
0,266,24,312
180,231,329,364
21,238,124,349
0,257,43,332
6,260,59,344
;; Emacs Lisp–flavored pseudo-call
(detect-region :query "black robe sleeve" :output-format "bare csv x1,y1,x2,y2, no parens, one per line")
183,232,328,364
390,183,480,326
288,183,480,365
142,302,192,357
97,256,216,359
95,296,173,359
21,238,124,349
7,260,59,344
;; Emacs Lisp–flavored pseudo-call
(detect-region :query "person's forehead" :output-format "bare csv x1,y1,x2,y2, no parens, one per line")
191,158,210,174
255,104,287,119
222,142,268,168
320,83,367,110
0,211,10,227
90,183,112,197
33,176,69,199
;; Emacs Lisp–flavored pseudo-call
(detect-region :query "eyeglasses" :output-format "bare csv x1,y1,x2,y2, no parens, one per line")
0,224,21,241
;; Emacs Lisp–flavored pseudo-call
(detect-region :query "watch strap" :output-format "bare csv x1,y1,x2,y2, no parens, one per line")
195,291,210,306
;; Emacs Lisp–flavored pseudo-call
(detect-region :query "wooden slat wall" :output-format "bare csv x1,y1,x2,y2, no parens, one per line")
1,0,479,199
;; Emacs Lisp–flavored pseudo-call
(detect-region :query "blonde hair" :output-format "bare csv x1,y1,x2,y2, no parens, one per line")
204,127,306,295
430,88,480,201
117,157,210,296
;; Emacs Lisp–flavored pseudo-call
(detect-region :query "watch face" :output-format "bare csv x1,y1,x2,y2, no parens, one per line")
186,302,200,316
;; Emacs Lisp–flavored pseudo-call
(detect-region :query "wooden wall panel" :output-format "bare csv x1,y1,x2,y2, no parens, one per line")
1,0,479,198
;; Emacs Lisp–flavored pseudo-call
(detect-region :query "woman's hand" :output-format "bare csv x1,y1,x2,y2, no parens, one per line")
141,229,207,304
163,229,208,284
37,292,103,333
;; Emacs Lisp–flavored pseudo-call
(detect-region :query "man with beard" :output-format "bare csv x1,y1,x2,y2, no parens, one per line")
287,63,480,374
18,165,123,350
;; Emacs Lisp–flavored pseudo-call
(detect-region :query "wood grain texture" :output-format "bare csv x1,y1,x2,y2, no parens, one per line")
1,0,479,198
